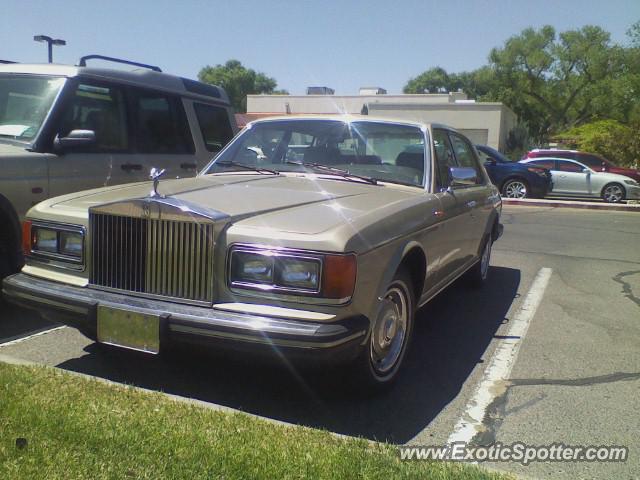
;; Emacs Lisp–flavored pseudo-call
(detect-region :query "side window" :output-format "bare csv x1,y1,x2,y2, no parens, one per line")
557,160,584,172
433,129,457,189
59,82,128,151
579,154,605,169
193,103,233,153
449,133,483,184
528,160,556,170
132,89,194,154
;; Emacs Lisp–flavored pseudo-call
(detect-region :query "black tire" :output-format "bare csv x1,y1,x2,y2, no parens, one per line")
349,268,415,391
501,178,529,199
466,235,492,288
601,183,626,203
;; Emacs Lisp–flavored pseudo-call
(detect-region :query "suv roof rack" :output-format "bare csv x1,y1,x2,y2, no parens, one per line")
77,55,162,72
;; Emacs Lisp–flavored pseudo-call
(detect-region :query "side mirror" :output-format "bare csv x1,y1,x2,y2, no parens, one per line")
484,158,497,166
583,168,591,174
449,167,478,187
53,129,96,152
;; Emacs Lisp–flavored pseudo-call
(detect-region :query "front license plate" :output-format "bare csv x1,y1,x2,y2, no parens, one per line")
97,306,160,354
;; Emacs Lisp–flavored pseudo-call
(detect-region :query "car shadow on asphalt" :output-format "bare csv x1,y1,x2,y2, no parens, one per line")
0,300,57,343
56,266,521,444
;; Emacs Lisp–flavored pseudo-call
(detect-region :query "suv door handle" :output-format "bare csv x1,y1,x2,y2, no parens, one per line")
466,200,477,208
181,162,197,170
121,163,142,172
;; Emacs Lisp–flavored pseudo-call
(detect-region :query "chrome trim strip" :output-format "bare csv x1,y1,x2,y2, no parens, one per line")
169,324,366,349
89,196,228,223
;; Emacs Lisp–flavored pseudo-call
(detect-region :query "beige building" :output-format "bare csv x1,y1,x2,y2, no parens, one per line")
246,91,517,151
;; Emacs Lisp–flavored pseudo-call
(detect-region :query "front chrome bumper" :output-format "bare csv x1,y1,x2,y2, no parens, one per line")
2,273,368,363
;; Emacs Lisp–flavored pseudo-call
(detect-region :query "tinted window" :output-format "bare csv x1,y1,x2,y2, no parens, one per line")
449,132,483,184
60,82,128,151
132,90,193,154
528,160,556,170
433,129,457,188
556,160,584,172
194,103,233,153
578,154,608,169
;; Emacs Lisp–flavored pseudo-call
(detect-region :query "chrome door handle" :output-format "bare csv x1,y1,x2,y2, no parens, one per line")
466,200,477,208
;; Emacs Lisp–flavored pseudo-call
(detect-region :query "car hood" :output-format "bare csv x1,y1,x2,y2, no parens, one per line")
38,173,424,236
593,171,638,183
0,141,31,156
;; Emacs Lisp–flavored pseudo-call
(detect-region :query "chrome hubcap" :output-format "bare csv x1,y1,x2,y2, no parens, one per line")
480,239,491,280
371,286,408,374
603,185,623,203
505,181,527,198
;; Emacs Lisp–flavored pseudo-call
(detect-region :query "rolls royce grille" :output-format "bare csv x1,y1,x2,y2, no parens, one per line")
89,213,214,303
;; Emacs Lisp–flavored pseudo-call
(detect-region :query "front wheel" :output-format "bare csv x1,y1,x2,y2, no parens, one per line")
466,236,492,288
350,269,415,390
502,178,529,199
601,183,625,203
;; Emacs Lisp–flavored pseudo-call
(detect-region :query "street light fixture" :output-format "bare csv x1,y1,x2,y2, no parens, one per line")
33,35,66,63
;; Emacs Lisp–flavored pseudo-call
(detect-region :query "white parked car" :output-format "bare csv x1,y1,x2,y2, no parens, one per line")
520,157,640,203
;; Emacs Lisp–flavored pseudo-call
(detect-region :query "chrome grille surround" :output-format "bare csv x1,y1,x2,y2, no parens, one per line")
89,197,228,305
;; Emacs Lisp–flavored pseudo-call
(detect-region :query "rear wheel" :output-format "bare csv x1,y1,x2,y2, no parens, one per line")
350,268,415,390
501,178,529,199
601,183,625,203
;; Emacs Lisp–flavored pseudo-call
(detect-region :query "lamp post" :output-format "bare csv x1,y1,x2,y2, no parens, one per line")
33,35,66,63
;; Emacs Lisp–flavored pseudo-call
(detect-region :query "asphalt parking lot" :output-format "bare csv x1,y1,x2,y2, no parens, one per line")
1,205,638,479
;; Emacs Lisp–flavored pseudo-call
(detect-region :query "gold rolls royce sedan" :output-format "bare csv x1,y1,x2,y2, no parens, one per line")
3,116,503,388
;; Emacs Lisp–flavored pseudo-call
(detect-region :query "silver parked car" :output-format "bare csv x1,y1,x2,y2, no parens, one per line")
3,116,503,389
520,157,640,203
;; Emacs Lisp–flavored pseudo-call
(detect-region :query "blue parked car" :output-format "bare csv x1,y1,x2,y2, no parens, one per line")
476,145,552,199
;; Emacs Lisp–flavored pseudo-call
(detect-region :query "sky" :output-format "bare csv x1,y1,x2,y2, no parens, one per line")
2,0,639,95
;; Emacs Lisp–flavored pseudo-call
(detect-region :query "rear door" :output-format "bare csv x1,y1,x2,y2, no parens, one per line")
128,88,198,179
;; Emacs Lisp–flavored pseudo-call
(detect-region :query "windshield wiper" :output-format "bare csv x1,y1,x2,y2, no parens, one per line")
214,160,280,175
284,160,378,185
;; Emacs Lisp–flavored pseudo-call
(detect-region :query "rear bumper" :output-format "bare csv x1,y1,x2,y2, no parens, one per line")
2,273,368,365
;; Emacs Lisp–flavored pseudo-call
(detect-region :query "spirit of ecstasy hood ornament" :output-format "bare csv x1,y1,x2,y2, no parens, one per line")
149,167,167,198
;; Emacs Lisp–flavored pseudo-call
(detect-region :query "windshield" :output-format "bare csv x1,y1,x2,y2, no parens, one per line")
0,75,65,142
204,119,427,187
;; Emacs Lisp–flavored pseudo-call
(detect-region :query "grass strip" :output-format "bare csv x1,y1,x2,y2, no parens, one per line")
0,362,509,479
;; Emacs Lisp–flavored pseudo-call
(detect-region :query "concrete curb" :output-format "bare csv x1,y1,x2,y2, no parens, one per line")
502,198,640,212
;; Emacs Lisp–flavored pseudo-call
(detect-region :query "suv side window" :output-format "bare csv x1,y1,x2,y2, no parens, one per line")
131,89,194,154
449,132,483,184
193,103,234,153
59,82,129,151
528,159,556,170
433,129,457,189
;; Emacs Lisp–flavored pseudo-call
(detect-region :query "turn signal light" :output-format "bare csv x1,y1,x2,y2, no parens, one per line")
21,220,33,256
322,254,357,300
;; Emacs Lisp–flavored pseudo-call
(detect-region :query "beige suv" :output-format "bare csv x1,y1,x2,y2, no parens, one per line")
0,56,237,278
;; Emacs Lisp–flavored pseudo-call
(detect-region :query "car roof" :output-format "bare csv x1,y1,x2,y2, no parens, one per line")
0,63,230,105
244,114,456,132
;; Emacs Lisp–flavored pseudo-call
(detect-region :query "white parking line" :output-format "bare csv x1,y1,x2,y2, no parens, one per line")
447,267,553,445
0,326,67,347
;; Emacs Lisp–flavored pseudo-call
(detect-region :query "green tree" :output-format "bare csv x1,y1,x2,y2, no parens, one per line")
488,25,621,138
198,60,287,113
553,119,640,168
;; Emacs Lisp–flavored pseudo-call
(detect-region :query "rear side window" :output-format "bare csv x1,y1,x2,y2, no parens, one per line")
193,103,233,153
132,90,194,154
60,82,129,152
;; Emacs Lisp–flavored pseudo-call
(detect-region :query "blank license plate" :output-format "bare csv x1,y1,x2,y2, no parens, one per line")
97,306,160,354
